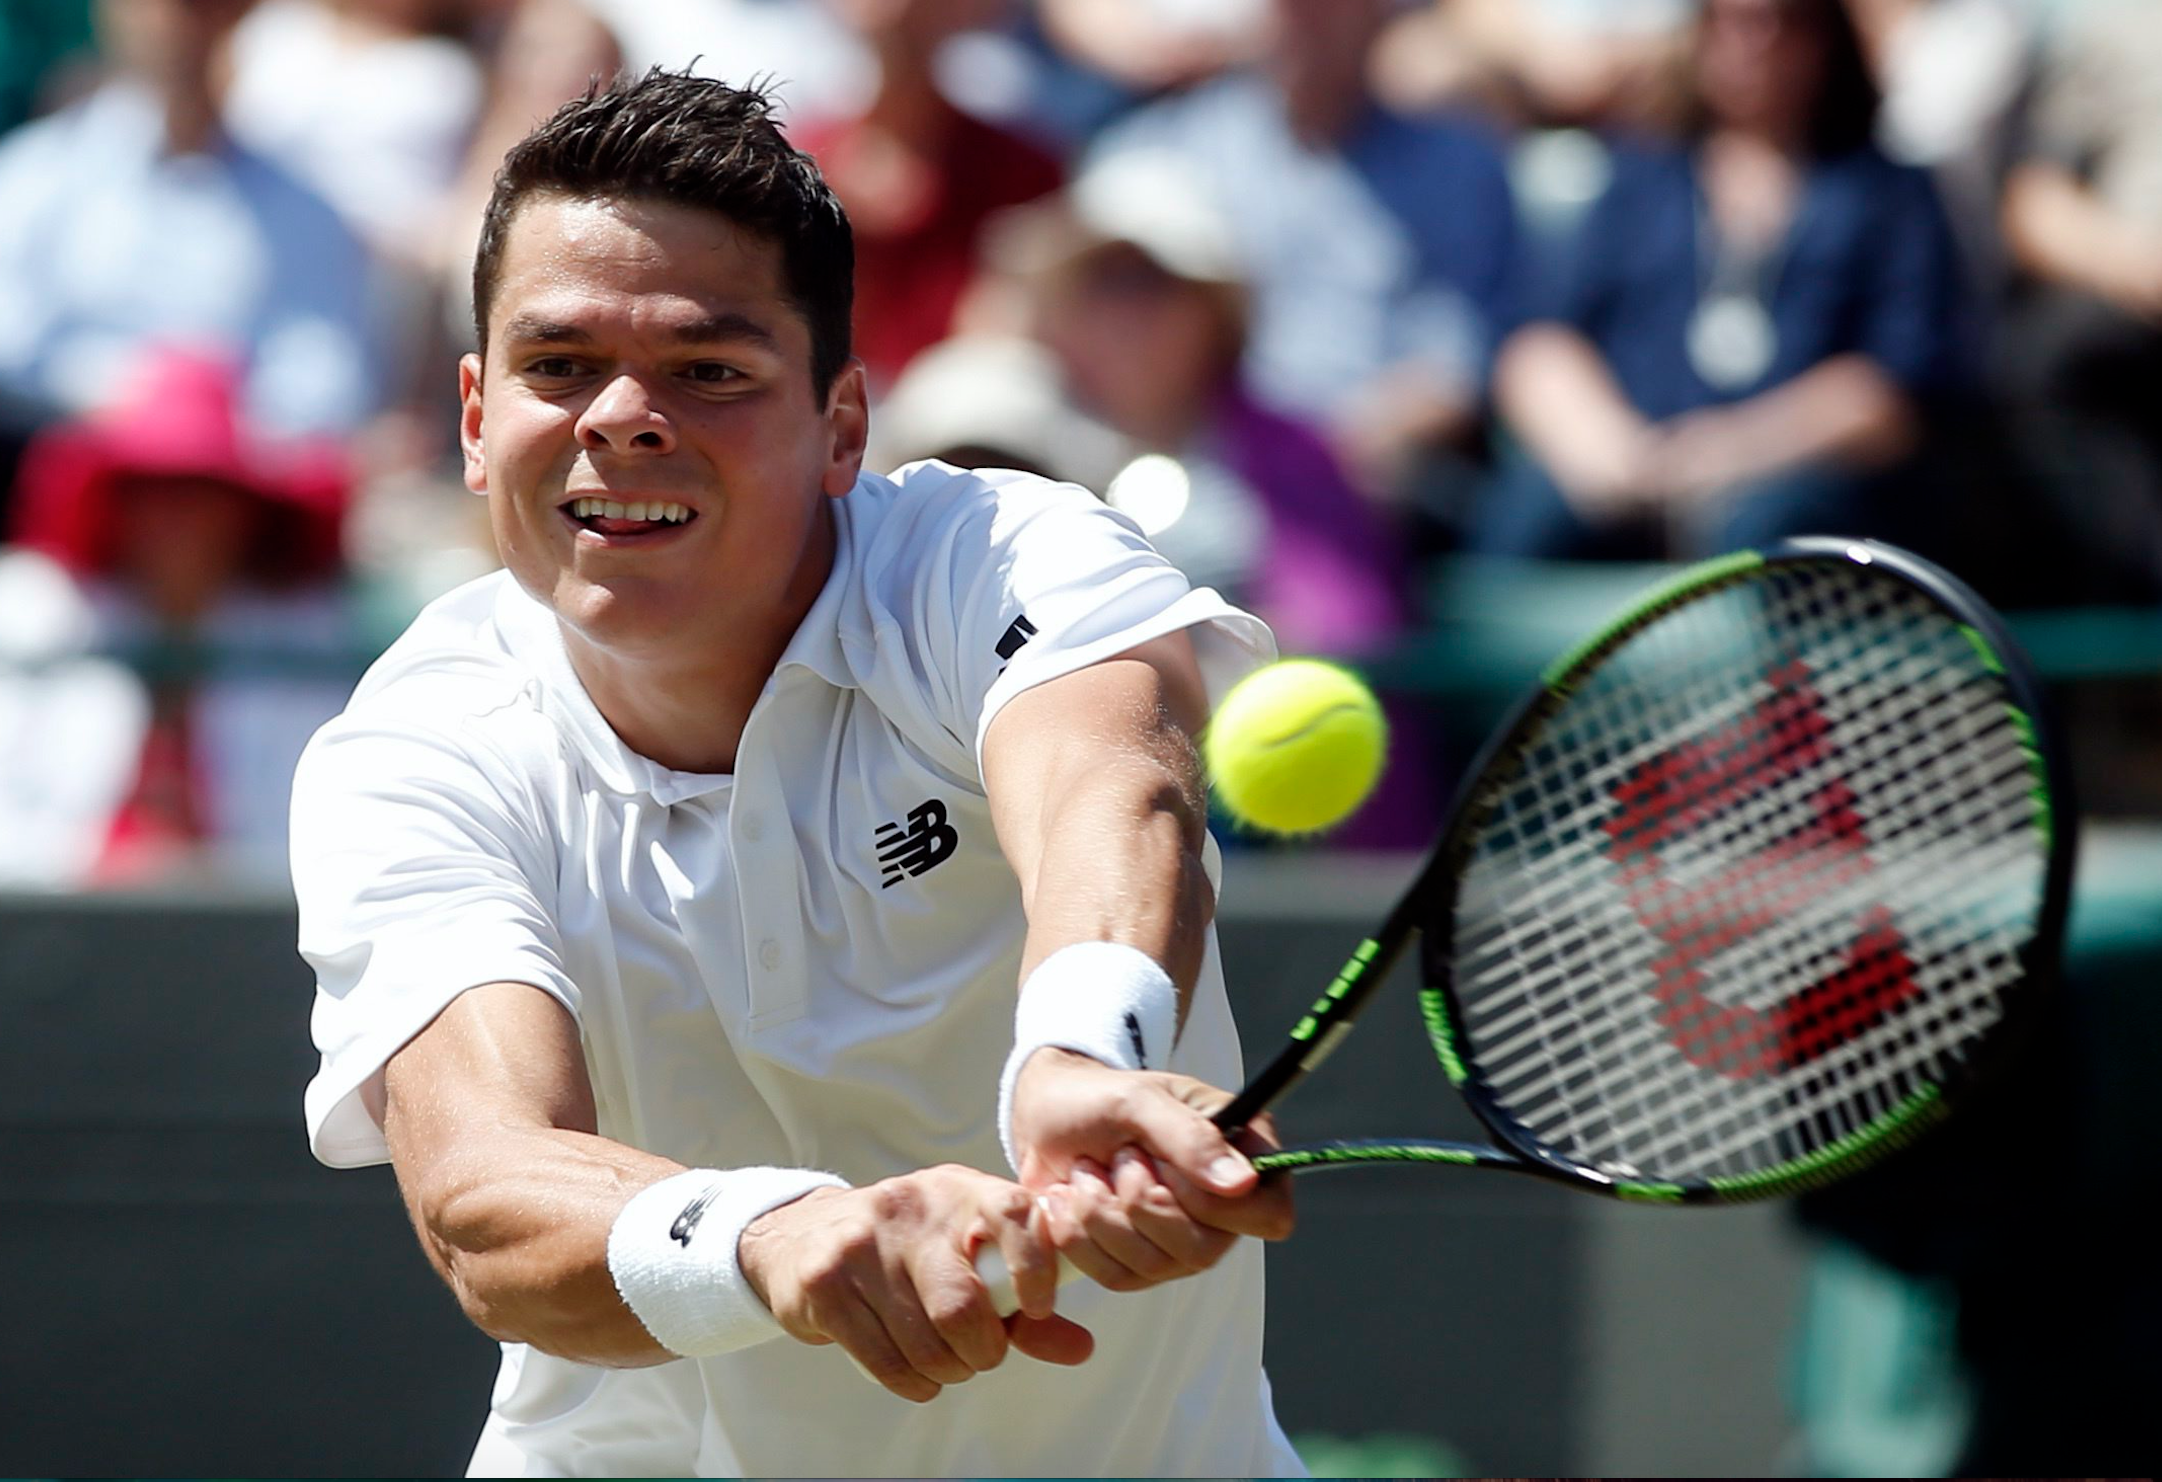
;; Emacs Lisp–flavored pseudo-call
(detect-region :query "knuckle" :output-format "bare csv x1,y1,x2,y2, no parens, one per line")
991,1185,1035,1226
923,1290,981,1334
871,1177,925,1223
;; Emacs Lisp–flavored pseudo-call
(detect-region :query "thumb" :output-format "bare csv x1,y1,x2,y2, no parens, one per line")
1134,1083,1257,1197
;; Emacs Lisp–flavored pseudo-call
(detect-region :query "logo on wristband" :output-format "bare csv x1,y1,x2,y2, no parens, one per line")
1124,1009,1148,1067
670,1187,721,1246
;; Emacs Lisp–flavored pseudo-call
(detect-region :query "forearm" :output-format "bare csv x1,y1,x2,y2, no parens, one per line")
986,643,1215,1016
2004,164,2162,312
1019,739,1213,1012
1704,355,1918,478
389,1113,687,1366
1495,324,1653,500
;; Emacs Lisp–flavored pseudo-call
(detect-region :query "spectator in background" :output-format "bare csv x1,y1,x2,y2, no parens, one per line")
223,0,483,272
1,349,360,886
1035,0,1269,99
869,333,1127,490
1370,0,1692,134
1011,152,1412,661
1472,0,1972,560
1847,0,2034,295
1997,1,2162,597
793,0,1063,391
222,0,488,472
1086,0,1519,523
0,0,382,458
438,0,621,335
894,154,1432,843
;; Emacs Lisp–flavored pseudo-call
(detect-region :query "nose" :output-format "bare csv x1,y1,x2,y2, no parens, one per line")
576,373,676,455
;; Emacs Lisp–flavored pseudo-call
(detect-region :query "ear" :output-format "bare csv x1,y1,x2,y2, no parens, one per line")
820,359,870,498
458,352,488,495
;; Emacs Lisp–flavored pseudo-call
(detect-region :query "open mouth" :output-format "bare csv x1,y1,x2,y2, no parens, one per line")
563,496,698,537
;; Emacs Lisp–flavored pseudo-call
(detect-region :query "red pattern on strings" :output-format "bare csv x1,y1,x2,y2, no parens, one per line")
1603,660,1919,1079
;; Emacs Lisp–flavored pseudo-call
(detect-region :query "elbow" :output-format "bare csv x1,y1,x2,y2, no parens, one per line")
1840,363,1924,468
418,1182,667,1369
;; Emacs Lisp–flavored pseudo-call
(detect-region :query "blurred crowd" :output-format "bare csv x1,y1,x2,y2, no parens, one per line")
2,0,2159,886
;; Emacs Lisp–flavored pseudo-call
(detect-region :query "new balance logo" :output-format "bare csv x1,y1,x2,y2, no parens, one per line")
995,613,1038,663
876,799,959,887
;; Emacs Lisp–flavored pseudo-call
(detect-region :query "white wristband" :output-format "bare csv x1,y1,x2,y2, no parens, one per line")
606,1166,848,1359
997,941,1179,1174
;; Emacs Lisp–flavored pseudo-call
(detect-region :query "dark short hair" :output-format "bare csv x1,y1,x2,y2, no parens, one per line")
1690,0,1881,159
471,69,855,398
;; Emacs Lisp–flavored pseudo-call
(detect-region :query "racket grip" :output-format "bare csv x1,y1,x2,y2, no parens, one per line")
972,1242,1082,1317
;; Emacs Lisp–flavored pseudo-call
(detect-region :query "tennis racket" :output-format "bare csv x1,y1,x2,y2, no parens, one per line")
980,537,2071,1306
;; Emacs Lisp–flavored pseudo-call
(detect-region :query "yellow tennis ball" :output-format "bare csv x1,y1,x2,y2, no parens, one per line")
1204,660,1387,835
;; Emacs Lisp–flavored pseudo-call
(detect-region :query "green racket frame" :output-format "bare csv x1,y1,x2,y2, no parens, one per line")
1220,538,2075,1204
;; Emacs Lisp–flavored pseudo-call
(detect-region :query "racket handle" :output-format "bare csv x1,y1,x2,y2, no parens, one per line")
972,1241,1082,1317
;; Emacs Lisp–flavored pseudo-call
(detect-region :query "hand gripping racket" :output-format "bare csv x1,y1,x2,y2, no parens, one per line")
980,538,2072,1307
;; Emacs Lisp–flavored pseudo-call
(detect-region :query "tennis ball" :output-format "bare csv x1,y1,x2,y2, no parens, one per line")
1204,660,1387,835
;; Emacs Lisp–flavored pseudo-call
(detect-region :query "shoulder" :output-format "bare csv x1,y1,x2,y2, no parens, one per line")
303,571,564,797
835,460,1183,685
847,461,1125,589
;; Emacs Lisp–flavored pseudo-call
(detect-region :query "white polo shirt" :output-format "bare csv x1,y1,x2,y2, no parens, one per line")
291,460,1301,1478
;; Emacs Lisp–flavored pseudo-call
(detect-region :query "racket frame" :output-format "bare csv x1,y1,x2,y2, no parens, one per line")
1222,538,2075,1204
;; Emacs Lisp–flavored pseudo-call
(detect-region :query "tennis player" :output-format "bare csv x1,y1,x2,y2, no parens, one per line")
291,71,1302,1476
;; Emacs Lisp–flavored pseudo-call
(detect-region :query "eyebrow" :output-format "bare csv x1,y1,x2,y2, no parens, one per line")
498,311,783,353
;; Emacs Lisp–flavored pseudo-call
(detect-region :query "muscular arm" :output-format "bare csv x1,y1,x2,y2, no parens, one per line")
382,982,1073,1399
981,631,1293,1290
380,981,683,1367
983,631,1214,1009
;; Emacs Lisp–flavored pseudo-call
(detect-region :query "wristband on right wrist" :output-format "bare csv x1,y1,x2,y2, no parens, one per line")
996,940,1180,1174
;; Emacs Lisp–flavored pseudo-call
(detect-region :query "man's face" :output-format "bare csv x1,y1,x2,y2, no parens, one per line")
461,194,867,662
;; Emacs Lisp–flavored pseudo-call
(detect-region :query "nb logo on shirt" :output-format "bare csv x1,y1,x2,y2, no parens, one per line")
877,799,959,887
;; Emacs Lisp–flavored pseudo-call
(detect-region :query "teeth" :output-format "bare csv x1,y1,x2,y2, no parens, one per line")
568,497,693,524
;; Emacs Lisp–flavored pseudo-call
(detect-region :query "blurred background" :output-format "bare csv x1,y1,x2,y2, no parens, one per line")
1,0,2155,1474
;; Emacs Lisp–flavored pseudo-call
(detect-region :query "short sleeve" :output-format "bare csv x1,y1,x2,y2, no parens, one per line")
291,705,579,1168
895,466,1277,771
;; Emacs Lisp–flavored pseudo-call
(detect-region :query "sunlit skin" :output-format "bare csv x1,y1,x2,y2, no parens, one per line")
459,195,870,773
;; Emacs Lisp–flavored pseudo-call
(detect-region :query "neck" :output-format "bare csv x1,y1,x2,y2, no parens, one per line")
1709,119,1809,162
1282,76,1364,149
561,501,836,775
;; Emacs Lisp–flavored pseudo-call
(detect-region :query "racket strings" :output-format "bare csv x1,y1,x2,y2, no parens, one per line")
1565,575,2032,1168
1449,566,2044,1184
1548,574,2033,1173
